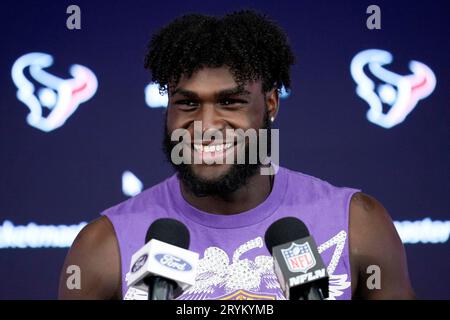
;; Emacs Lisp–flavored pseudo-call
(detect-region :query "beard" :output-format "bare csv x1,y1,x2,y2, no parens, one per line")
162,109,272,198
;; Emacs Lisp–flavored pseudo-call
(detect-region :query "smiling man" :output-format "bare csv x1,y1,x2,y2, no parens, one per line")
59,10,415,300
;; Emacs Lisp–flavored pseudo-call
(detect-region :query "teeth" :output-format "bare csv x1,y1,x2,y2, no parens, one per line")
194,143,234,153
193,144,203,152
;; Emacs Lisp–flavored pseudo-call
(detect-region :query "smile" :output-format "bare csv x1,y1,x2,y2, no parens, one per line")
193,143,234,153
191,141,241,163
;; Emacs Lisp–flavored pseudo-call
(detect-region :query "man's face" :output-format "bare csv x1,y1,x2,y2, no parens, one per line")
164,66,274,196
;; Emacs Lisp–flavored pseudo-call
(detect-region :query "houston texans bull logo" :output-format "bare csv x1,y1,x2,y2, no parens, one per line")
350,49,436,129
11,52,98,132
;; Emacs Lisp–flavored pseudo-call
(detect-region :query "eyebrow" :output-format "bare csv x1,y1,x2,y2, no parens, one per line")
170,86,251,99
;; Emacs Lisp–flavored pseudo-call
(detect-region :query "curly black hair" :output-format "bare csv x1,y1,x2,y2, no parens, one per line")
144,10,295,95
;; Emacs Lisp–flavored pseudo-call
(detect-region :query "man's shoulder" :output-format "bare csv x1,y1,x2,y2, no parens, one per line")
100,173,177,219
347,192,415,299
280,166,360,196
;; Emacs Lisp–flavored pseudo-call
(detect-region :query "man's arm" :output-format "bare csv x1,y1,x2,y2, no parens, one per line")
58,216,122,299
349,192,416,299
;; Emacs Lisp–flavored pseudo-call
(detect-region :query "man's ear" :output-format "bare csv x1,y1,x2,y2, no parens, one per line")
265,87,279,121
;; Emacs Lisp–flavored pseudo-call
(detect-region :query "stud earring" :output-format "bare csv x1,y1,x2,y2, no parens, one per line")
270,116,275,122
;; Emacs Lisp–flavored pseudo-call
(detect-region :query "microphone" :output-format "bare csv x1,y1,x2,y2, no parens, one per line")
126,218,199,300
264,217,329,300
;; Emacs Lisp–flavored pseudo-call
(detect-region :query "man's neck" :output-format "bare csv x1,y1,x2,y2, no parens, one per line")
180,169,274,215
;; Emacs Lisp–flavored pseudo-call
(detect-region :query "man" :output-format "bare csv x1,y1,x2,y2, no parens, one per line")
59,10,415,300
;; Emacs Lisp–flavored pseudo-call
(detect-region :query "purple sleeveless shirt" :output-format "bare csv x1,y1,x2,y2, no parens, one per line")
101,166,360,300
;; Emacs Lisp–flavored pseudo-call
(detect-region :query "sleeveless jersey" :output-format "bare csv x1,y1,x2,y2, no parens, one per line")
101,166,360,300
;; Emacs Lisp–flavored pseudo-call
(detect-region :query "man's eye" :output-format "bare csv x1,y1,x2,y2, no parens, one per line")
219,99,245,106
175,100,199,108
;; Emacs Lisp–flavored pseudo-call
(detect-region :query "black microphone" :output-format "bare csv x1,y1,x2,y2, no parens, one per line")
126,218,199,300
143,218,190,300
264,217,329,300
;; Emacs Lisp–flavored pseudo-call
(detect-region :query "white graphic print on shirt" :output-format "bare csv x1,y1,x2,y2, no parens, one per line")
124,231,350,300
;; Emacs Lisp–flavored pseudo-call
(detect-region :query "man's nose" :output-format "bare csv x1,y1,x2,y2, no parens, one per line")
196,104,224,133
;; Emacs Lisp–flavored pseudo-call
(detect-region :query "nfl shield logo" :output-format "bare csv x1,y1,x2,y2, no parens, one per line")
281,242,316,273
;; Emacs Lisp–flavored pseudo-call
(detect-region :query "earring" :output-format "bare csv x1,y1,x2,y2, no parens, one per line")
270,116,275,122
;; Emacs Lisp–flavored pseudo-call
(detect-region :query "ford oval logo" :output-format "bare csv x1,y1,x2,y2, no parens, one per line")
154,254,192,272
131,254,148,273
